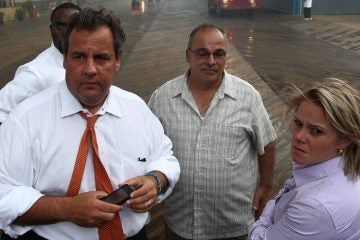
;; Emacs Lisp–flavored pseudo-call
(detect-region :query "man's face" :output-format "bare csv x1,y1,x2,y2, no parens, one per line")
50,8,79,53
63,26,121,114
186,28,227,85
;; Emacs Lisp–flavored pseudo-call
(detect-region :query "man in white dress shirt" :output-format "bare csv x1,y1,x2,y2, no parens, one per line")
0,8,180,240
0,2,81,124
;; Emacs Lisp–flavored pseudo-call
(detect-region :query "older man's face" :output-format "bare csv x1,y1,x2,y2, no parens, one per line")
186,28,227,86
63,26,120,114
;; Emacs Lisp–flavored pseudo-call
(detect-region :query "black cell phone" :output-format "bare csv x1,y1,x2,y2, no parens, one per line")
100,184,134,205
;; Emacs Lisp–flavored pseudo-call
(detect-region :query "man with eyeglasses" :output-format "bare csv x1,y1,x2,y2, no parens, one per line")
0,2,81,126
148,23,276,240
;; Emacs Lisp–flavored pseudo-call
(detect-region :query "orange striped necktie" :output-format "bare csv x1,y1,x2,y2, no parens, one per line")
66,112,125,240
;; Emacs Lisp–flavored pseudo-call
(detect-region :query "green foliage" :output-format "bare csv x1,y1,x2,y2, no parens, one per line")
14,8,24,21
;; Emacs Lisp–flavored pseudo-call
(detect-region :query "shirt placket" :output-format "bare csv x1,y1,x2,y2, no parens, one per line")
193,119,209,239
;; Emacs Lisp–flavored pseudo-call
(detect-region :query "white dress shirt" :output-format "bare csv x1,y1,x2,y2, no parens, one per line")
0,81,180,239
0,42,64,122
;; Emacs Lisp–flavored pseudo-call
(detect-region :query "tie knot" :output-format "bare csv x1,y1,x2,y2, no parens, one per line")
80,112,100,129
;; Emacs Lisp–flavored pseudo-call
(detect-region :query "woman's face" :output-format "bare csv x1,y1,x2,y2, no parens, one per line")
291,100,351,166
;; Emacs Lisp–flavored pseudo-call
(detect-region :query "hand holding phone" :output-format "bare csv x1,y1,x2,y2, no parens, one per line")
100,184,134,205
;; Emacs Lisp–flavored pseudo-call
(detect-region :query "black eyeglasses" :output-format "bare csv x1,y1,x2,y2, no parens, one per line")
188,48,227,59
52,21,68,31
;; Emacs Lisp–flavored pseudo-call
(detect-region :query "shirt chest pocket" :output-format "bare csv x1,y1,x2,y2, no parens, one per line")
102,146,150,182
203,124,251,164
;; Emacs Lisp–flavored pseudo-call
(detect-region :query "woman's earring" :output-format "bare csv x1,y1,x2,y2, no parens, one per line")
339,149,343,156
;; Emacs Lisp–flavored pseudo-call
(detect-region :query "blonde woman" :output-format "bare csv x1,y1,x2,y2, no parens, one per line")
249,78,360,240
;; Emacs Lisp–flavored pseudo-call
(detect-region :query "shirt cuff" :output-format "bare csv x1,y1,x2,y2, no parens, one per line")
0,185,43,237
248,200,275,240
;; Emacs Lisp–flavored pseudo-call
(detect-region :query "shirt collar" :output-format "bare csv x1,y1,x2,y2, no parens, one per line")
293,156,344,187
171,69,237,100
50,41,64,67
218,70,237,100
60,82,122,118
168,70,188,98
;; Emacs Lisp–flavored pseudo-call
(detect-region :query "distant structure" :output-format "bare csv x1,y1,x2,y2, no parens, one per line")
263,0,360,15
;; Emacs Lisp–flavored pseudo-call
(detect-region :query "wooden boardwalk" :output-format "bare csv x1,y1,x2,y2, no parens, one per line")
0,0,295,239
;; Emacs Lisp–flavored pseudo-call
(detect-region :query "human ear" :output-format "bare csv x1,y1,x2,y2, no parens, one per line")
63,55,68,69
186,49,191,63
338,137,353,151
115,56,121,71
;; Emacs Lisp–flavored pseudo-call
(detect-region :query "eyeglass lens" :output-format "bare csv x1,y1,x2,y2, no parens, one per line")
53,22,67,31
193,48,227,59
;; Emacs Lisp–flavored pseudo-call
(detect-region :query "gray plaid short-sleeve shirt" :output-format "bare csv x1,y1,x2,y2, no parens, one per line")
148,70,276,240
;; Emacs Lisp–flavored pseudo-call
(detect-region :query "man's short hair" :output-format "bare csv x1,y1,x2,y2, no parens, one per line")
50,2,81,23
63,8,126,57
188,23,224,49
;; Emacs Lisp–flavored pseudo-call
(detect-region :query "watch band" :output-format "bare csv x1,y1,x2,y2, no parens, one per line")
145,171,162,195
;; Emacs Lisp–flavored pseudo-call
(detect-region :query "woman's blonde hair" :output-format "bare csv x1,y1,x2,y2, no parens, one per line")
287,78,360,180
